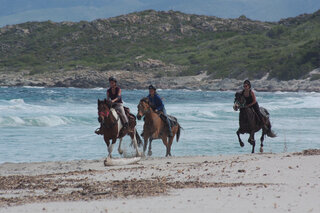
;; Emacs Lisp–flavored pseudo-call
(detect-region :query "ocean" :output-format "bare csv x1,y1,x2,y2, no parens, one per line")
1,87,319,163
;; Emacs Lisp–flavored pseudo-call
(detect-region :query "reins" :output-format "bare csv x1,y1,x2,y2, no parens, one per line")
235,94,246,108
138,99,152,115
98,106,119,129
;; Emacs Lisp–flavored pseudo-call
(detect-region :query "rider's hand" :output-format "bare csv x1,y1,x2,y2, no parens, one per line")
155,109,158,112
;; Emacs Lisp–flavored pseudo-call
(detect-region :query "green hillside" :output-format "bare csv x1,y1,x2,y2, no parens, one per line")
0,10,319,80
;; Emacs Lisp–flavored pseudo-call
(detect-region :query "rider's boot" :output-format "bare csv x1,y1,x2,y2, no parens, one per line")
167,120,173,137
95,125,103,135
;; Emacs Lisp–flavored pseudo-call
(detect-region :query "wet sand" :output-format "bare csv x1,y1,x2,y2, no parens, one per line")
0,149,319,213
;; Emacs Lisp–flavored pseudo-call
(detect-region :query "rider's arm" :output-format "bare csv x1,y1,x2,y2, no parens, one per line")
247,90,257,107
111,88,122,103
155,95,164,111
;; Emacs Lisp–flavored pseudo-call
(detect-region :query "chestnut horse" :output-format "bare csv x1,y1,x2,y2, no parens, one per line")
97,99,142,158
136,97,182,157
233,91,276,153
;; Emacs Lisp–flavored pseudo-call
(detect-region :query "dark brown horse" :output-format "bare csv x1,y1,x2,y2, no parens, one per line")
97,99,142,159
233,91,276,153
136,98,182,157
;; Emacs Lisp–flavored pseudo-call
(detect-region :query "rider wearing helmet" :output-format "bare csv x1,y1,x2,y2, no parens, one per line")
95,77,128,135
242,80,266,128
107,77,129,129
147,85,173,137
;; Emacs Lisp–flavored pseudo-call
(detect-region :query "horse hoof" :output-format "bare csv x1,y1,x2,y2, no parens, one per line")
118,150,123,155
103,158,110,166
148,151,152,156
260,147,263,153
240,142,244,147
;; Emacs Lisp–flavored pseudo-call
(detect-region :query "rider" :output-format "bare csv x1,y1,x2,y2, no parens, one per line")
242,80,267,129
107,77,129,129
147,85,173,137
95,77,128,135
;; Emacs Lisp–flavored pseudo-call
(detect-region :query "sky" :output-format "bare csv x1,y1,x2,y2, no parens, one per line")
0,0,320,27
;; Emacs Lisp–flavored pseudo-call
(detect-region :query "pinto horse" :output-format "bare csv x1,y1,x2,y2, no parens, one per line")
233,91,276,153
97,99,142,159
136,97,182,157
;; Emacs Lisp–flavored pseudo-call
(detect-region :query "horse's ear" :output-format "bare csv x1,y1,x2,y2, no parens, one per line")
98,99,100,104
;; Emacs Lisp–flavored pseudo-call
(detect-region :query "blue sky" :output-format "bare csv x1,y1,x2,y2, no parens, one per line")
1,0,320,26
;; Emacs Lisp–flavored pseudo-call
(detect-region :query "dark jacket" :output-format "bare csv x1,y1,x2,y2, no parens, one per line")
148,94,164,111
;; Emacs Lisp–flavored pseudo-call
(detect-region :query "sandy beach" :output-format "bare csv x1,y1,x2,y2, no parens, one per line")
0,149,319,213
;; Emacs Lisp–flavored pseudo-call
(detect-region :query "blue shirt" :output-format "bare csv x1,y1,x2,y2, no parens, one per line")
148,94,164,111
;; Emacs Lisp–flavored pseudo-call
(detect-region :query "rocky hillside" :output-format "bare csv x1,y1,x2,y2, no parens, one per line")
0,9,320,81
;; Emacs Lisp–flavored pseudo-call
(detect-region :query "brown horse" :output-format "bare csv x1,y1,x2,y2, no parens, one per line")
97,99,142,159
233,91,276,153
136,97,182,157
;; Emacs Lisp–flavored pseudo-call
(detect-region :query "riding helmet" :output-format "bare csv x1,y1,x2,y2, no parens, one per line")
148,84,156,90
108,77,117,83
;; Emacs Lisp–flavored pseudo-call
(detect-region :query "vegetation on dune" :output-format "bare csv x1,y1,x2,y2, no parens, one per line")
0,10,319,80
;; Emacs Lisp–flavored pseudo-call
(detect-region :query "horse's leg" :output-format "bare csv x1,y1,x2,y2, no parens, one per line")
118,137,123,155
260,130,266,153
249,131,255,153
167,134,174,157
161,136,169,157
108,138,116,158
131,128,141,157
237,129,244,147
143,135,149,156
148,138,153,156
104,135,110,154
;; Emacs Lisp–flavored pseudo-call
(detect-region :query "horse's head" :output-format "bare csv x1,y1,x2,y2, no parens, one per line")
97,99,112,124
233,91,246,111
137,97,151,120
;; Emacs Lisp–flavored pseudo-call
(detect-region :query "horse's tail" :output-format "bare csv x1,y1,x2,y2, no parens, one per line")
135,129,143,147
266,122,277,138
176,124,182,142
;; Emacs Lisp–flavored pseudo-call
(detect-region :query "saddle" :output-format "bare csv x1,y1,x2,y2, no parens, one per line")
158,112,178,127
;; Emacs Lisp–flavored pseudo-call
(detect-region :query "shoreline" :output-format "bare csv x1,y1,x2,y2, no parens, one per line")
1,150,319,212
1,70,320,92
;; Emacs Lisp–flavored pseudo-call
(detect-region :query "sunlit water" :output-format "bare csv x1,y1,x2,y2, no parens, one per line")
0,87,319,163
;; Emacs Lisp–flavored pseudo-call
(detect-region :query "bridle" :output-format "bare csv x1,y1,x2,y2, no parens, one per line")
98,111,109,118
98,103,118,129
234,93,246,110
137,98,151,119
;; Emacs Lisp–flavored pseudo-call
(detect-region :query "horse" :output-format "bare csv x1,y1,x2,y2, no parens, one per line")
97,99,142,160
136,97,182,157
233,91,276,153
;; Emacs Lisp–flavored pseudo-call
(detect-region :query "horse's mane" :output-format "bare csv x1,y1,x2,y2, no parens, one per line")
234,90,246,107
98,99,113,109
235,90,243,96
140,97,149,104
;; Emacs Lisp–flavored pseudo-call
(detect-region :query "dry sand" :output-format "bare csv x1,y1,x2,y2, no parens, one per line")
0,149,319,213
